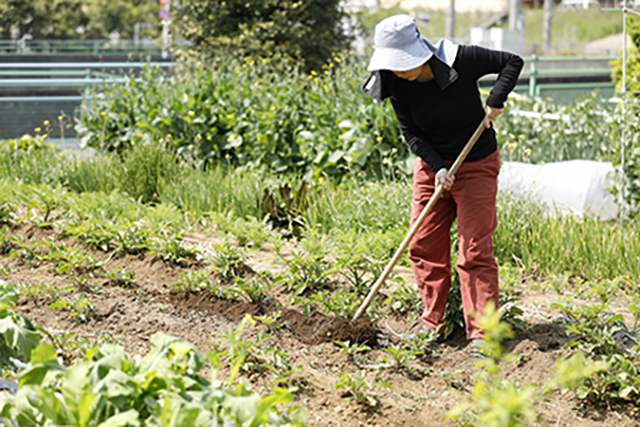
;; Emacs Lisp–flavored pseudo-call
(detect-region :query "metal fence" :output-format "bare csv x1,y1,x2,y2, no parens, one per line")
0,56,620,141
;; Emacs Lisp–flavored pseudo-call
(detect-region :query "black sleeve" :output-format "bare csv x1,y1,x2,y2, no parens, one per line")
464,45,524,109
390,96,448,173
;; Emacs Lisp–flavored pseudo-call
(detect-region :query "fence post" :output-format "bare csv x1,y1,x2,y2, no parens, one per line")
528,53,538,98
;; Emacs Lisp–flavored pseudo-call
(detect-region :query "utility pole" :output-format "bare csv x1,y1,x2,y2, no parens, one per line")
446,0,455,39
543,0,554,51
509,0,523,32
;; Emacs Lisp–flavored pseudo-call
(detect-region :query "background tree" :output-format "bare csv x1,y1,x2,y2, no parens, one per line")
0,0,161,40
173,0,353,71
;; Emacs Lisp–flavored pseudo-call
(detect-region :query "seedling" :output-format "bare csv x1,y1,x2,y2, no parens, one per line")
310,290,358,319
150,231,199,266
99,267,137,288
42,242,103,275
275,249,334,295
264,349,303,387
255,311,283,333
234,276,274,304
210,241,246,280
50,293,95,323
381,344,421,372
335,371,378,407
335,340,372,358
172,271,209,293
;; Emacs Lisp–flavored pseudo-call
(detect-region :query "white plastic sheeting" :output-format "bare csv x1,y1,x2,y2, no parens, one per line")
498,160,619,221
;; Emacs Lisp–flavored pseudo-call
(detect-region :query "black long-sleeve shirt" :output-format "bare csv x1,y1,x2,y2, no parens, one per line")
389,45,523,173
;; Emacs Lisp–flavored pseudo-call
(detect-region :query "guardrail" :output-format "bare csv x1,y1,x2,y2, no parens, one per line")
0,39,184,56
521,55,616,98
0,62,174,88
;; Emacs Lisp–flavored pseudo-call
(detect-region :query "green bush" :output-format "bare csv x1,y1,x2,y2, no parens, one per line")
173,0,352,72
75,57,407,180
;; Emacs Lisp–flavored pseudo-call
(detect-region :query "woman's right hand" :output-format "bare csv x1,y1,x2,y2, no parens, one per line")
435,168,454,191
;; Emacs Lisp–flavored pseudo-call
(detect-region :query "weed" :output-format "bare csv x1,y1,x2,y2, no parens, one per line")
0,226,13,255
550,299,640,406
435,369,467,391
388,280,421,317
27,184,66,226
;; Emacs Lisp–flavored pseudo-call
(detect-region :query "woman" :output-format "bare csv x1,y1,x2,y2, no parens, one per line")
363,15,523,350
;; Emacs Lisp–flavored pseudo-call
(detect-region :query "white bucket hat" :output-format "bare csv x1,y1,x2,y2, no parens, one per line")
367,14,433,72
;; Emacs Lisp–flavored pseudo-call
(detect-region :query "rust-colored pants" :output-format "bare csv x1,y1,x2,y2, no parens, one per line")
409,150,500,340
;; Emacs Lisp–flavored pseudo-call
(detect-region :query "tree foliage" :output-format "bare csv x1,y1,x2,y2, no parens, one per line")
173,0,353,71
0,0,161,40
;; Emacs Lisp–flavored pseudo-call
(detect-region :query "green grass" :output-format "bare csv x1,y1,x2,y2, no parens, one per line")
1,135,639,286
370,6,622,53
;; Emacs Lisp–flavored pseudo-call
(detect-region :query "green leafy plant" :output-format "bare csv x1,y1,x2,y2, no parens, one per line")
49,293,95,323
264,348,303,387
211,315,270,385
99,267,137,288
172,271,210,293
150,230,199,266
275,250,334,295
446,302,607,427
42,242,103,275
335,371,378,407
0,332,303,426
0,280,41,374
380,344,422,373
234,275,275,304
210,241,247,280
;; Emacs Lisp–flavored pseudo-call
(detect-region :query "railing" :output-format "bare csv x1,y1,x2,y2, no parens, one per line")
0,62,174,89
520,55,616,98
0,39,189,56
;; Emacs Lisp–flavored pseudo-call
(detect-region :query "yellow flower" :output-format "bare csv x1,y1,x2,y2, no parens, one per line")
524,148,532,156
34,127,41,133
206,134,212,141
197,61,201,67
100,111,106,116
188,110,195,117
508,133,515,139
58,115,64,121
324,70,329,75
334,56,341,63
43,120,49,126
376,136,383,143
322,84,328,91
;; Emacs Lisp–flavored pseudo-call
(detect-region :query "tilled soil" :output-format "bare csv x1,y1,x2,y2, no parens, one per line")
2,222,639,427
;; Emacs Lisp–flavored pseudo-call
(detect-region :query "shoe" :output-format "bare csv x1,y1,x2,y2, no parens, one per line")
469,338,487,360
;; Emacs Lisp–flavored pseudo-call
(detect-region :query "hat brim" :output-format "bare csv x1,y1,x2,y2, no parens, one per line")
367,40,434,72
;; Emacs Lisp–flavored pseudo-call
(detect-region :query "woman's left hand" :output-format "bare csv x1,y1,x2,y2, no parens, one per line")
485,106,504,128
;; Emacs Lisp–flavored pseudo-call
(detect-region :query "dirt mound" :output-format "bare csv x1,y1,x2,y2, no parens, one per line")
166,290,378,346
